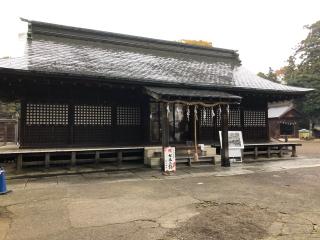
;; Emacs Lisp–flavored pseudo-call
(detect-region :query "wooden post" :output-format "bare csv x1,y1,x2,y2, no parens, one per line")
279,146,284,157
254,146,258,159
14,120,19,145
69,103,75,145
267,146,271,158
45,153,50,168
160,102,169,170
117,151,123,166
4,125,7,145
265,105,270,141
291,145,297,157
71,151,76,166
194,105,199,161
17,154,23,171
221,105,230,167
161,103,169,147
95,151,100,164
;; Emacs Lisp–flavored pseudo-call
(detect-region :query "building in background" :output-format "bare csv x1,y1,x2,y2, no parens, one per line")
268,102,302,139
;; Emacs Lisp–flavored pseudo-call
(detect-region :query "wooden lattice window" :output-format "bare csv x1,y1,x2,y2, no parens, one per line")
74,105,112,125
117,106,141,126
244,111,266,127
229,109,241,127
200,107,214,127
216,110,221,127
26,104,68,126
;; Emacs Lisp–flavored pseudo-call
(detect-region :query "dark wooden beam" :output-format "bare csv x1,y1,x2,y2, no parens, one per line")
221,105,230,167
160,102,169,147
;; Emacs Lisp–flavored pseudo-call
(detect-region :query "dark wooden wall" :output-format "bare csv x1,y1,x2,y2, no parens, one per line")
19,84,149,148
0,70,274,147
0,120,17,143
19,85,270,147
199,96,269,143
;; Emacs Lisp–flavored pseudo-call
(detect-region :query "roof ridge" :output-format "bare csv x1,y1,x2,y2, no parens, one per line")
21,18,240,61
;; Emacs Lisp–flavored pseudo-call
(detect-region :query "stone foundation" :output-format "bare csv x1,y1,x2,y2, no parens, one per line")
144,145,217,168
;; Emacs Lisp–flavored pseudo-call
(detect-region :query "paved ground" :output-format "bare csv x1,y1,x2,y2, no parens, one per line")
1,156,320,240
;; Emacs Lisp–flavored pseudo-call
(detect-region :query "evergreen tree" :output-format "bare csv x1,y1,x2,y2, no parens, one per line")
284,20,320,128
257,67,279,82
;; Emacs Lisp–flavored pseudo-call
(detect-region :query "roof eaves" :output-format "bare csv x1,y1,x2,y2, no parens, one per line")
0,67,313,95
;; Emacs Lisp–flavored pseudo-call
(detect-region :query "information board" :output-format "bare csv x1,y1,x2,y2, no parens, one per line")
219,131,244,162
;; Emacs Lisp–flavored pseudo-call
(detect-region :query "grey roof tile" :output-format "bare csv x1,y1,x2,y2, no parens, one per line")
268,106,292,118
233,67,311,92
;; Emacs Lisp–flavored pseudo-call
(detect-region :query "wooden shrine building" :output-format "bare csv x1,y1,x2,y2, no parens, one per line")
0,19,312,169
268,103,302,139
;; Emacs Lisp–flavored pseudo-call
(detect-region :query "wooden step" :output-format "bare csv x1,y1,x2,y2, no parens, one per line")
175,155,215,167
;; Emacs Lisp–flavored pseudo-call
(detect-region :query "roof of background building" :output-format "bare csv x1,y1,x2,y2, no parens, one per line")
268,105,294,118
0,19,313,95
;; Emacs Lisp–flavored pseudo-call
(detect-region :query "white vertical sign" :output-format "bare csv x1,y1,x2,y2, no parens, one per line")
164,147,176,172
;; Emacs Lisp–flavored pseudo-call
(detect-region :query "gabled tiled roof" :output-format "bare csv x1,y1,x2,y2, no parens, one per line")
0,19,312,95
233,67,312,93
0,37,235,87
268,106,293,118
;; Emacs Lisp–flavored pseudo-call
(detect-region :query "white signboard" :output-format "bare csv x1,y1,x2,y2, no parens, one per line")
164,147,176,172
219,131,244,162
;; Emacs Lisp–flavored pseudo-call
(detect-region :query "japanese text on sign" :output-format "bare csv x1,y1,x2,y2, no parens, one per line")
164,147,176,172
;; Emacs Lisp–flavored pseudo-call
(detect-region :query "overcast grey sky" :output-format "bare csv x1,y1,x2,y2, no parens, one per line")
0,0,319,74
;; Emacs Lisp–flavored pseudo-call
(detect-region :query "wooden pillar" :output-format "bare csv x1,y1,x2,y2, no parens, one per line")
19,100,27,147
279,146,284,157
95,151,100,164
45,153,50,168
265,102,270,141
69,103,75,145
194,105,198,161
14,120,19,144
291,145,297,157
221,105,230,167
17,154,23,171
4,124,7,145
160,102,169,147
71,151,76,166
254,146,258,159
267,146,271,158
117,151,123,166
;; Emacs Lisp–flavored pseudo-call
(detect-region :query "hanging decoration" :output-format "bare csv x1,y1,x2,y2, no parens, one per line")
149,113,152,119
194,105,198,121
280,121,296,125
211,106,215,118
227,104,230,116
218,105,221,116
203,107,207,120
159,99,239,108
186,106,190,122
166,103,170,118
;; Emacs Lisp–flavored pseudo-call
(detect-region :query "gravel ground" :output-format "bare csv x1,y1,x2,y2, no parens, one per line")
297,140,320,157
1,160,320,240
